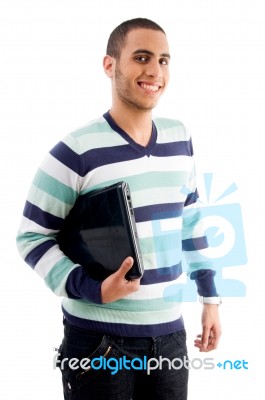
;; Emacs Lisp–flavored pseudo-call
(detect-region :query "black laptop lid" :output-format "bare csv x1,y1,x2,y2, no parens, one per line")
57,181,143,281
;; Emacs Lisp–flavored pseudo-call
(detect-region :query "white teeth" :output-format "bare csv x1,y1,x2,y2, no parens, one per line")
140,83,159,92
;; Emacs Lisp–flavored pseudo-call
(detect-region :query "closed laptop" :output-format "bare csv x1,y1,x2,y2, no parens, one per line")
57,181,144,281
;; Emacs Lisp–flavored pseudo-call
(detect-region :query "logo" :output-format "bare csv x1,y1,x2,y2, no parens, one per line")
53,350,249,374
216,359,248,370
152,173,248,302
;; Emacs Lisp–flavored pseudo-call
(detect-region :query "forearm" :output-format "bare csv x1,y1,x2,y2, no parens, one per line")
190,269,219,297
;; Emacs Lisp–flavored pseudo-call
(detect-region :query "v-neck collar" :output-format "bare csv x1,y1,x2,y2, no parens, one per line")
103,111,157,157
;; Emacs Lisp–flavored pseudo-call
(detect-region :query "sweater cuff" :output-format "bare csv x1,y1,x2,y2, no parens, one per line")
190,269,219,297
65,266,102,304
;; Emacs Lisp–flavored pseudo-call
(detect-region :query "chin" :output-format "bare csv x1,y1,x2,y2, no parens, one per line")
137,99,159,111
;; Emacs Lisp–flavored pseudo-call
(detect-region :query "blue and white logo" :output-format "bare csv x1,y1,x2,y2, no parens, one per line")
160,172,248,301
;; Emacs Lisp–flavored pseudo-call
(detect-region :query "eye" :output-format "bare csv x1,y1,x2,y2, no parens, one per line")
135,56,149,63
160,58,169,65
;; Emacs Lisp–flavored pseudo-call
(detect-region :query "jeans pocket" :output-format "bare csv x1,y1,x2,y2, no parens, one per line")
60,331,118,395
172,329,188,353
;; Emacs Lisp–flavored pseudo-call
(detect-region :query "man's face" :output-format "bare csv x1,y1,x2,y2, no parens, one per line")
112,28,170,112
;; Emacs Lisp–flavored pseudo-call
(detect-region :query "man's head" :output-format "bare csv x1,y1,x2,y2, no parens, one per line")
106,18,166,61
104,18,170,113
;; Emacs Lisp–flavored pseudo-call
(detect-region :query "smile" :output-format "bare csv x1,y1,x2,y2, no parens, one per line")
138,82,161,92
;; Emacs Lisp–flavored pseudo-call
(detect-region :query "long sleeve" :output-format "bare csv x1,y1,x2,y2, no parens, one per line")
16,137,102,303
181,139,219,297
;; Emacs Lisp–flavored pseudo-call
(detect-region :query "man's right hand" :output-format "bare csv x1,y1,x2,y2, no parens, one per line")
101,257,141,303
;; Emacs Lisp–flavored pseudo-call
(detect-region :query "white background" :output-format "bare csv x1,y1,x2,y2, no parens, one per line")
1,0,264,398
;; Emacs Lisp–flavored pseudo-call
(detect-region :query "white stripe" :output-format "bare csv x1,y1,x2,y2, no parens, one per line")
140,251,181,271
132,187,187,208
27,186,73,218
183,248,213,263
160,217,183,232
136,218,182,238
18,216,57,235
140,252,158,270
40,153,80,190
80,156,192,189
34,245,75,278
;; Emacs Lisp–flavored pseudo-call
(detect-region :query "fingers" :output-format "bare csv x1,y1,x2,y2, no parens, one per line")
201,328,211,350
118,257,141,288
194,331,220,352
101,257,140,303
117,257,134,280
197,304,222,352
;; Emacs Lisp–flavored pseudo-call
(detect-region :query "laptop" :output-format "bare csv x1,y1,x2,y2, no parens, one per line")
57,181,144,281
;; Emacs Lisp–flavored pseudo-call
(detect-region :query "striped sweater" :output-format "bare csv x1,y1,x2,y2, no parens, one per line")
16,112,217,337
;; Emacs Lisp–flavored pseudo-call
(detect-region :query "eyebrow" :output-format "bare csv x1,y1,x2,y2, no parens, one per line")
132,49,171,59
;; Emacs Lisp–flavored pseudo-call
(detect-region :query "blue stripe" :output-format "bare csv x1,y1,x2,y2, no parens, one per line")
23,201,64,230
184,189,199,206
190,269,218,296
135,202,184,223
82,145,143,174
62,308,185,337
182,236,209,251
50,142,81,174
65,266,103,303
141,262,182,284
103,111,157,156
153,138,193,157
25,240,56,268
49,129,192,175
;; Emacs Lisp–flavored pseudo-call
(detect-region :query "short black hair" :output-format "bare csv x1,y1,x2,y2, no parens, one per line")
106,17,166,59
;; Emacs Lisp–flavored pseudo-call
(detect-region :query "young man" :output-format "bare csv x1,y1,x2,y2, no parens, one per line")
16,18,221,400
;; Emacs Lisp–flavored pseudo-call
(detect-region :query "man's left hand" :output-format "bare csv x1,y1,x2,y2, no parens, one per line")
194,304,222,352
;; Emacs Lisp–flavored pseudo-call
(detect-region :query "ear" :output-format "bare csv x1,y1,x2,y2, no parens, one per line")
103,55,115,78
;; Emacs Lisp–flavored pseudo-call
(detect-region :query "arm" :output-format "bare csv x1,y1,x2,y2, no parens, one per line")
16,138,103,302
182,138,222,351
16,137,140,303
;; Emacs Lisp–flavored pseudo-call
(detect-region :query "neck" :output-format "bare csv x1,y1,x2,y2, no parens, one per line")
109,104,153,147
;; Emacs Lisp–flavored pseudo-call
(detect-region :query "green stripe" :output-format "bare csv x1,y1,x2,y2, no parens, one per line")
77,132,126,150
33,169,77,205
127,171,187,192
80,171,188,197
44,257,75,292
187,261,214,273
16,233,55,258
64,122,127,151
140,232,180,254
182,210,201,239
70,117,183,138
153,117,183,130
71,119,110,138
28,185,73,218
95,296,179,311
62,297,180,324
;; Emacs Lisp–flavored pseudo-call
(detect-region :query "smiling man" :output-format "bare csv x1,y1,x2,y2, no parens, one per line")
16,18,221,400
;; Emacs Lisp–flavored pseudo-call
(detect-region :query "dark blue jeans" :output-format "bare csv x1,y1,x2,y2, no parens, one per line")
57,319,189,400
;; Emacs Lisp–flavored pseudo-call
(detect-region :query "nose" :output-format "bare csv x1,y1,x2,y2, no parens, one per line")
145,60,163,79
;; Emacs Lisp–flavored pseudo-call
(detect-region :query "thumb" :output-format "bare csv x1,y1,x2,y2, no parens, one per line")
118,257,134,277
201,327,210,349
